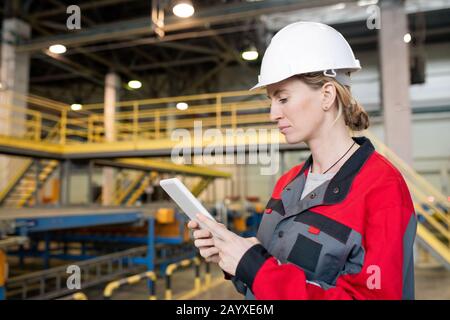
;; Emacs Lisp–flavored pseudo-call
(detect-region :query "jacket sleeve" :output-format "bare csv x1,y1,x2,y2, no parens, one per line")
235,193,416,300
222,270,248,295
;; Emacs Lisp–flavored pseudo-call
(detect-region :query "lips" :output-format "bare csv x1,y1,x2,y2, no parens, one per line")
278,125,291,133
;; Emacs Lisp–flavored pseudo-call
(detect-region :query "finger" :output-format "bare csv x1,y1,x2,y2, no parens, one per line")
187,220,200,230
194,238,214,248
196,214,228,240
193,229,212,239
211,236,225,250
205,255,219,263
200,246,219,259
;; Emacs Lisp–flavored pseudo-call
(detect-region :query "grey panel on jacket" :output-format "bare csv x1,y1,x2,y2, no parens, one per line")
240,167,365,299
402,213,417,300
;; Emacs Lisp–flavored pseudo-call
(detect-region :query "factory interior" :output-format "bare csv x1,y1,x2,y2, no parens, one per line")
0,0,449,301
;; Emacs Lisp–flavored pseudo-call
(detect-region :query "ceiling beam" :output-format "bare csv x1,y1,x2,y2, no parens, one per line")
211,33,251,70
155,42,225,57
38,52,105,86
129,56,220,71
185,58,232,93
58,25,257,55
30,0,138,19
16,0,352,53
30,73,82,83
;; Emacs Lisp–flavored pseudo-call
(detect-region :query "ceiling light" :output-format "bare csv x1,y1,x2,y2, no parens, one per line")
70,103,82,111
176,102,189,110
128,80,142,89
357,0,378,6
403,33,412,43
330,2,346,10
241,47,259,61
173,0,195,18
49,44,67,54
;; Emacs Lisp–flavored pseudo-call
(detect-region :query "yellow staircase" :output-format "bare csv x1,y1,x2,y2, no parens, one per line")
124,172,156,206
0,159,58,207
110,171,156,206
96,171,158,206
110,172,214,205
191,177,214,197
0,117,61,208
366,132,450,269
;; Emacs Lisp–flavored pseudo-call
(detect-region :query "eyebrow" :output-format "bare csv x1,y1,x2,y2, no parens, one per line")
267,89,288,99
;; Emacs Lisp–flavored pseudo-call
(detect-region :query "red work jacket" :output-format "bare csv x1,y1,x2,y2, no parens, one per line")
232,136,416,300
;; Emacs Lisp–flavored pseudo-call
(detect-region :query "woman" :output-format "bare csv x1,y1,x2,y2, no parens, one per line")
188,21,416,300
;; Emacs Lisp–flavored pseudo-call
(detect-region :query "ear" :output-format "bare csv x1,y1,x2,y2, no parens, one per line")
320,82,337,111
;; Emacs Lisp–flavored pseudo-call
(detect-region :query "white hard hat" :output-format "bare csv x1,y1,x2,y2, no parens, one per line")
250,21,361,91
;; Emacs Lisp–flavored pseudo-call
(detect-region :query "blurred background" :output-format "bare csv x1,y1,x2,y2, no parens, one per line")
0,0,449,300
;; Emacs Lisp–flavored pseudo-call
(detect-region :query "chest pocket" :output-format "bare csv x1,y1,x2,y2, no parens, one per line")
287,211,362,286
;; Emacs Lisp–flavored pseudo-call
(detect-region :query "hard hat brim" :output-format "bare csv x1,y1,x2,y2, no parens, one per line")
249,82,265,91
249,64,361,91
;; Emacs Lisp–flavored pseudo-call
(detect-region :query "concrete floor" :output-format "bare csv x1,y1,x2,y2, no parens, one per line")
82,262,450,300
415,264,450,300
84,263,241,300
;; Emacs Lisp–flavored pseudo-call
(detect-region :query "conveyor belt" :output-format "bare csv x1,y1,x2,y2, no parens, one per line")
0,207,138,220
0,236,28,249
0,202,177,220
0,203,183,235
0,206,145,234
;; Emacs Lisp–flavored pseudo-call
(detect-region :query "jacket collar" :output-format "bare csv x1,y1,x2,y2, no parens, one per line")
295,136,375,204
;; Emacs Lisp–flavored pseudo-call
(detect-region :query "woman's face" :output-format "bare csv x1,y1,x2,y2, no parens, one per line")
267,76,326,144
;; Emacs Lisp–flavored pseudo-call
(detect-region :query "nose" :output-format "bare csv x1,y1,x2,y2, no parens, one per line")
270,101,283,122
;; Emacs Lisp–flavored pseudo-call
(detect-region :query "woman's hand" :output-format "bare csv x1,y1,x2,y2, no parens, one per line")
187,219,222,263
196,214,260,276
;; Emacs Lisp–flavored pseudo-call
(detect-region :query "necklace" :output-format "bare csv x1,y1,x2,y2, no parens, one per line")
312,141,356,174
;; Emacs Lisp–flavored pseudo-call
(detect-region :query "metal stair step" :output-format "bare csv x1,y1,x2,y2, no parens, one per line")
14,186,35,191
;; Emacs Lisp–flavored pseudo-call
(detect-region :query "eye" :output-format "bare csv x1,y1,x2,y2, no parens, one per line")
279,98,288,104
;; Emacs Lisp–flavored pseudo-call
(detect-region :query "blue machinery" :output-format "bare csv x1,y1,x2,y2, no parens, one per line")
5,208,153,268
0,204,262,299
0,206,191,299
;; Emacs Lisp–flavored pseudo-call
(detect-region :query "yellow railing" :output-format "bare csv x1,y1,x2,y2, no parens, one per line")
103,271,156,300
165,257,201,300
58,292,88,300
365,131,449,264
0,89,269,145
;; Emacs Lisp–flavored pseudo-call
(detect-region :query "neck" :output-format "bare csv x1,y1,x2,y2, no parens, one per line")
307,126,357,174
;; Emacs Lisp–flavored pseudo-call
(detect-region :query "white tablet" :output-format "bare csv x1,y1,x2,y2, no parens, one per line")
159,178,215,229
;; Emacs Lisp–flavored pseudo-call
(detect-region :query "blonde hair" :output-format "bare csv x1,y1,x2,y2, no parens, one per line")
295,72,369,131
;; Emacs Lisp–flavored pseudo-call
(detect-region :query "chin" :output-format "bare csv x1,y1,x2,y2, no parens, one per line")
284,132,305,145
